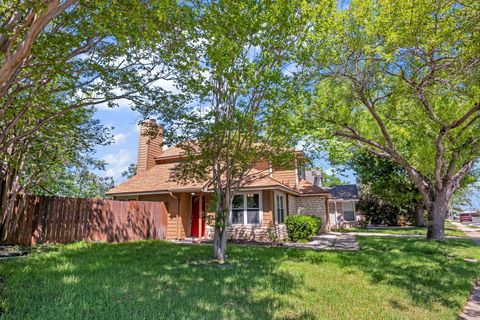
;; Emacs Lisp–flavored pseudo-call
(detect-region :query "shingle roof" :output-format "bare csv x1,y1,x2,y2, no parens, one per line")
297,179,330,195
327,185,359,200
106,164,330,196
156,146,184,158
106,163,207,195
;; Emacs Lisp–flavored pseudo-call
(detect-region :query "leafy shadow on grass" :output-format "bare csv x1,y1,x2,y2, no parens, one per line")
2,241,301,320
318,237,479,310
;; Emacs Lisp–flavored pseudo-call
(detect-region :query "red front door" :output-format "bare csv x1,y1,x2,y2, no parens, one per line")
191,196,206,237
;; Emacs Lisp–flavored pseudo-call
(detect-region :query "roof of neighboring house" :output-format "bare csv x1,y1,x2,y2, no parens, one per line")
327,184,359,200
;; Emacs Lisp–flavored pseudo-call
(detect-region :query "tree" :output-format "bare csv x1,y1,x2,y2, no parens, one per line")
0,106,113,240
139,0,308,261
348,151,425,226
303,0,480,240
121,163,137,179
321,171,347,187
0,0,189,238
1,0,186,160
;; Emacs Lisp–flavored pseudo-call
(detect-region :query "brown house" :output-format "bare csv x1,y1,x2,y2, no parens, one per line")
106,121,358,241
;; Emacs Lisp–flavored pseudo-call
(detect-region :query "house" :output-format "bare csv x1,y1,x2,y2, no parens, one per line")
327,185,361,228
304,171,362,229
106,120,360,241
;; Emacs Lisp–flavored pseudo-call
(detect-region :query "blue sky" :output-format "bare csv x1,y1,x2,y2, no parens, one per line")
93,103,143,185
93,105,479,211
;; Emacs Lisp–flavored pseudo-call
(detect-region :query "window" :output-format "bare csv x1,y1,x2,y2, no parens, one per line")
342,202,355,221
275,193,285,223
231,195,244,224
231,193,261,225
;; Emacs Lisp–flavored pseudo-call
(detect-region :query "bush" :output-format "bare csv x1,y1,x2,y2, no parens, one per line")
358,193,416,226
285,215,322,242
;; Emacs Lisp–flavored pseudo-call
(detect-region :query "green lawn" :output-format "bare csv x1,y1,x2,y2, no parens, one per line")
1,238,479,320
335,222,467,237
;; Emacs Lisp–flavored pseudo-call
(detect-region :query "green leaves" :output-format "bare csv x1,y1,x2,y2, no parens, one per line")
302,0,480,193
138,0,310,190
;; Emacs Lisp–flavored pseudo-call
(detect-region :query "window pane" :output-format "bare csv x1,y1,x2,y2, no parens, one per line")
246,194,259,209
278,209,284,223
232,209,244,224
344,211,355,221
343,202,354,211
247,210,259,224
232,195,244,209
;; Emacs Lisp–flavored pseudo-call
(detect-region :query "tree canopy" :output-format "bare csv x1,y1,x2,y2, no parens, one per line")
302,0,480,240
137,0,309,261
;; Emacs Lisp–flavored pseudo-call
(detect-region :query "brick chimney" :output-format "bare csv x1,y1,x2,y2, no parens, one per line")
137,119,163,174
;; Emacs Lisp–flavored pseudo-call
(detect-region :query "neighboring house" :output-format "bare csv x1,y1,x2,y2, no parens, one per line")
326,185,362,228
106,120,359,241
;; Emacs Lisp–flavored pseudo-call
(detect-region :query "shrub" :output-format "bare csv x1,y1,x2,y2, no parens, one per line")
285,215,322,242
358,193,416,226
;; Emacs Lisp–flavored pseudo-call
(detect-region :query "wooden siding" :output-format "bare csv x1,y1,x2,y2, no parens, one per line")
138,193,190,240
262,190,273,227
272,170,297,188
179,193,192,237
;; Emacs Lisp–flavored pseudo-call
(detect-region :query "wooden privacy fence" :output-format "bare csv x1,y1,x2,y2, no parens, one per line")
1,195,168,246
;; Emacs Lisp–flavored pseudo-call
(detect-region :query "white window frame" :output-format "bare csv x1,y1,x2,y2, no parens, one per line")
274,191,287,224
230,192,263,225
342,201,355,221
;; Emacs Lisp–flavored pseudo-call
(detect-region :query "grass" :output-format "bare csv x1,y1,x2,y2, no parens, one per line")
335,222,467,237
1,238,479,320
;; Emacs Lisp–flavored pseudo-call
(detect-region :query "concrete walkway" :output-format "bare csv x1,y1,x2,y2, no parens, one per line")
283,233,359,251
330,231,469,240
451,221,480,245
172,233,359,251
448,222,480,320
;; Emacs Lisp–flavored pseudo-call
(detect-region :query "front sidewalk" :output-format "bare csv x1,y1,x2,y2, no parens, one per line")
443,221,480,320
451,221,480,245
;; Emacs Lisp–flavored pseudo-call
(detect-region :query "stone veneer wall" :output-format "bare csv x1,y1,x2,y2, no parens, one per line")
287,195,297,215
206,224,288,242
295,196,326,217
295,196,328,232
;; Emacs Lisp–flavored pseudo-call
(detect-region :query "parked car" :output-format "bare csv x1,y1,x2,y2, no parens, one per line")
459,213,473,222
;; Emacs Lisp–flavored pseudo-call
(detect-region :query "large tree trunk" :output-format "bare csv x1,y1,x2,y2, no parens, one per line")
415,201,425,227
425,195,448,241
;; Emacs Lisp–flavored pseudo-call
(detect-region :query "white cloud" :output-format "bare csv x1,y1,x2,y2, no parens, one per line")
132,123,140,134
94,98,132,111
112,133,127,144
101,148,135,182
153,78,180,94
